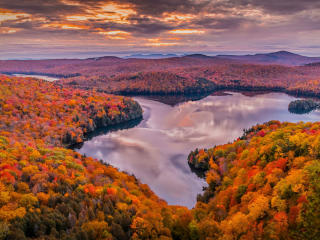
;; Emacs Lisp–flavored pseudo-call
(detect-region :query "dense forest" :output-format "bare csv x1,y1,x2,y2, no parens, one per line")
188,121,320,239
1,55,320,96
61,62,320,97
0,75,142,147
288,99,319,114
1,74,320,239
0,75,193,240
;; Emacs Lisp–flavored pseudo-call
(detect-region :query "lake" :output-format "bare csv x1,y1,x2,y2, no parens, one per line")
13,73,59,82
76,92,320,208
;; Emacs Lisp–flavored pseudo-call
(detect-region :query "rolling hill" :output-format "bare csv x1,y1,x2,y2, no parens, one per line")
1,52,320,97
217,51,320,66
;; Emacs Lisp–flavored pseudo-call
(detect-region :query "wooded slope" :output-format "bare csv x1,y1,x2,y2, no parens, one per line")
189,121,320,239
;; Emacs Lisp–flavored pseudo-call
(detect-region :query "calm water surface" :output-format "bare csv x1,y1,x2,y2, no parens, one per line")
13,74,59,82
76,92,320,208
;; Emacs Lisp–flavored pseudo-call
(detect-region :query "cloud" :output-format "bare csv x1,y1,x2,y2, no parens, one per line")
169,29,205,34
233,0,320,15
0,0,319,58
89,0,209,16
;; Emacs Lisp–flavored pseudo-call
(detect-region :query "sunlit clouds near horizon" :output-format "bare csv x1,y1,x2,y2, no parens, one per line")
0,0,320,59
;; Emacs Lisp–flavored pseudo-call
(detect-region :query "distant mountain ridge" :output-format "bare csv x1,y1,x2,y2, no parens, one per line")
183,54,213,59
1,50,320,97
3,51,318,66
217,51,320,66
90,51,320,66
125,53,179,59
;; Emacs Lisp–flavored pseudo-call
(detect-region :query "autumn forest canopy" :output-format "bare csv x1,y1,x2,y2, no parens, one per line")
0,52,320,239
1,0,320,238
0,75,191,239
1,52,320,97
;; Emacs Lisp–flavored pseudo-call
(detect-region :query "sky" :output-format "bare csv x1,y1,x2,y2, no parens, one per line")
0,0,320,59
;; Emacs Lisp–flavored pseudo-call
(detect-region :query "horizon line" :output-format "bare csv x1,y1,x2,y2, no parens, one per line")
1,50,320,61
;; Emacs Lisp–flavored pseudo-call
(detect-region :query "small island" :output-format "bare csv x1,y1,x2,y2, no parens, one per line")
288,99,319,114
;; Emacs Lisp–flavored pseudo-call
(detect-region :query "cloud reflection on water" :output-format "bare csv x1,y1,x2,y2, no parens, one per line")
76,92,320,208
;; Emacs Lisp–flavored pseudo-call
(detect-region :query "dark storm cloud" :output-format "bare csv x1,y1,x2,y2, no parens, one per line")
2,0,319,34
0,0,84,16
231,0,320,14
76,0,210,15
193,16,248,30
120,16,175,34
2,0,320,18
87,16,174,35
0,0,208,16
0,0,320,58
1,19,43,29
121,22,174,34
80,0,320,16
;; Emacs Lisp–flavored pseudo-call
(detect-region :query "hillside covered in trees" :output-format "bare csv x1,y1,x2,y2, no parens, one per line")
1,74,320,239
188,121,320,239
0,75,142,147
0,75,193,240
1,54,320,96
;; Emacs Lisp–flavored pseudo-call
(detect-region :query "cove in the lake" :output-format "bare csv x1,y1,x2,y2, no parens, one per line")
75,92,320,208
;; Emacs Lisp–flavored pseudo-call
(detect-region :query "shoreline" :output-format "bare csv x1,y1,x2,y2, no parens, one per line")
3,71,320,100
68,116,143,149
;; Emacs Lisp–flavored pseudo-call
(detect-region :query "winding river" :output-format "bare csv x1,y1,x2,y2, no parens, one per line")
76,92,320,208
